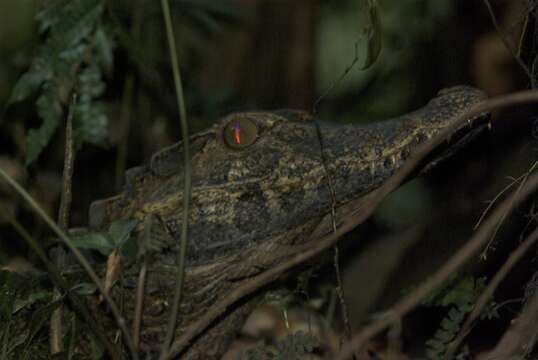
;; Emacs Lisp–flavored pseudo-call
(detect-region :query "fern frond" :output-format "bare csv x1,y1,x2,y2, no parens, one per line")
8,0,109,164
26,84,62,165
423,276,490,360
73,64,107,146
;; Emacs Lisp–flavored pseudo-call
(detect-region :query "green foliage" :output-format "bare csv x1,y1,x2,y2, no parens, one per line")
73,64,108,146
422,276,498,360
23,299,62,350
8,0,112,164
12,291,52,315
243,331,321,360
423,276,486,307
424,303,470,360
70,219,139,257
0,271,57,359
27,83,62,165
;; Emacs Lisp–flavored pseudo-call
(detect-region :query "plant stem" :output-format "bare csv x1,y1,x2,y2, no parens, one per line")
159,0,192,358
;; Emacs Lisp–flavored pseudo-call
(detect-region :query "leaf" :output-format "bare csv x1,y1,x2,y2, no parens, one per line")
435,329,454,343
439,276,479,306
34,0,70,34
71,282,97,296
94,27,115,69
70,219,138,256
70,232,114,256
43,0,103,63
26,86,62,164
12,291,52,315
447,307,464,322
73,64,108,146
108,219,138,248
9,0,108,165
7,58,52,105
360,0,382,70
425,338,445,352
26,299,62,345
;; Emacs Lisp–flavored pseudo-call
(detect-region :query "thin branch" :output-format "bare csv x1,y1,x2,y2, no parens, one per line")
133,215,152,350
474,173,526,230
313,42,359,115
167,90,538,359
57,94,77,230
477,284,538,359
0,168,138,360
133,258,148,350
0,204,120,360
159,0,192,358
314,115,354,353
482,0,533,82
480,159,538,259
50,93,77,355
445,226,538,359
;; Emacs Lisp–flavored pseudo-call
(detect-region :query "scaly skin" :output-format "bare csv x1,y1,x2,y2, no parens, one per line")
9,86,487,359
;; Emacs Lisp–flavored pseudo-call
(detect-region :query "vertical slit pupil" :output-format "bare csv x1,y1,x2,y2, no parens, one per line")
223,117,258,149
234,122,241,144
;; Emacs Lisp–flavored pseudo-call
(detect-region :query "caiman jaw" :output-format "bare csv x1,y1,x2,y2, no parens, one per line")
316,86,488,206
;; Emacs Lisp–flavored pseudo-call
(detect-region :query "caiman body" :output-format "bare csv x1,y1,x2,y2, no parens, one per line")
11,86,488,359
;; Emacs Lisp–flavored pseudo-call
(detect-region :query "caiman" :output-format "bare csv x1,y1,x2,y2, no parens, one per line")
5,86,488,359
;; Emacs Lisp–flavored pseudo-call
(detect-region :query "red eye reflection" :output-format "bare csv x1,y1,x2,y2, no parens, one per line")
234,122,241,145
223,116,258,149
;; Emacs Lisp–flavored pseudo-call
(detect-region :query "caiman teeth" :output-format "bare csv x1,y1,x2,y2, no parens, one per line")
370,162,375,177
487,122,492,130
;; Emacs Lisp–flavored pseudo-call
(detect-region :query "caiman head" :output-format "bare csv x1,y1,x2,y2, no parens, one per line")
87,85,487,357
89,86,486,264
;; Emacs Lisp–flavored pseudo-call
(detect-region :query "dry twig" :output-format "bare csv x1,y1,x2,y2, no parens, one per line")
50,94,76,355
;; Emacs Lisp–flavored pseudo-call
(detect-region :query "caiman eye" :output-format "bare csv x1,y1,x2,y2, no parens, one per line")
223,117,258,149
